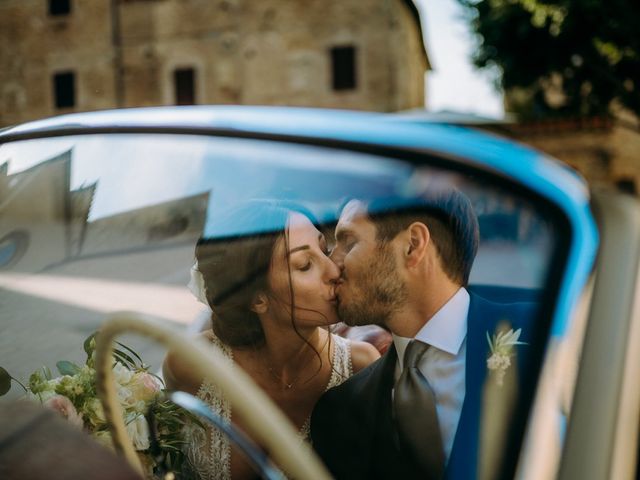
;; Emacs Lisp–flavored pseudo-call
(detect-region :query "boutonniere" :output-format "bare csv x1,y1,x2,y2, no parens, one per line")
486,328,526,386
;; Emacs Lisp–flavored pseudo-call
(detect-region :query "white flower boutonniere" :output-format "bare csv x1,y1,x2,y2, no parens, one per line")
486,328,526,387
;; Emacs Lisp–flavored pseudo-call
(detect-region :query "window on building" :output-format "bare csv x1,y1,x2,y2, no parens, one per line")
174,68,196,105
53,72,75,109
330,46,357,91
616,177,637,195
49,0,71,16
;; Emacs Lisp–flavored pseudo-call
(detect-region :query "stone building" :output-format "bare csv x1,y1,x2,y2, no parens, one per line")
467,108,640,194
504,115,640,194
0,0,429,127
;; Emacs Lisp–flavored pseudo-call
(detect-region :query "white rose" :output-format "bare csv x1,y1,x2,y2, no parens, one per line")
133,400,147,414
126,414,151,451
112,362,134,385
48,377,62,388
117,386,134,406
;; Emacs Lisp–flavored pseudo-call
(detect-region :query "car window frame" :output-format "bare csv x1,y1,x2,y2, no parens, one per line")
0,123,590,478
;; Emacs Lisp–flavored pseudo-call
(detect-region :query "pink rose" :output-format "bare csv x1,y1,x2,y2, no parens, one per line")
44,395,84,429
139,372,161,394
129,372,161,405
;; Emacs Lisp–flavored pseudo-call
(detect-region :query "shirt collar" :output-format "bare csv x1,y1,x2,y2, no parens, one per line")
393,287,469,369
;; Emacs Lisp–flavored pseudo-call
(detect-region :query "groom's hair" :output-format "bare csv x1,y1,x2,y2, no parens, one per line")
362,189,479,285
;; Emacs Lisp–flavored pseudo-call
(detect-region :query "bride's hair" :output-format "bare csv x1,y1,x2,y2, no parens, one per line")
195,199,322,348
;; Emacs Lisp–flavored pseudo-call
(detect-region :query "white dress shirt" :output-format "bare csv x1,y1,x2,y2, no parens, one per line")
393,287,469,462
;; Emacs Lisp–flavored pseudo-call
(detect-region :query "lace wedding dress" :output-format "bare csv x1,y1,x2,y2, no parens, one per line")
183,333,353,480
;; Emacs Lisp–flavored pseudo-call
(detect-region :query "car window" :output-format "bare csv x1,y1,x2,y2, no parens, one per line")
0,131,575,478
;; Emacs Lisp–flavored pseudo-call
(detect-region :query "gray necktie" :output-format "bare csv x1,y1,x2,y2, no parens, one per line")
393,340,445,478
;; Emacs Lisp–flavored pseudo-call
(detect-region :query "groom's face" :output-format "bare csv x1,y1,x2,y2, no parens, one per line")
331,200,407,327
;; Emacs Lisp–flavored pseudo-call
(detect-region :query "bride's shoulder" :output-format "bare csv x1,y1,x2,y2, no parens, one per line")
162,329,219,393
331,334,380,374
349,340,381,373
200,329,233,358
163,352,197,394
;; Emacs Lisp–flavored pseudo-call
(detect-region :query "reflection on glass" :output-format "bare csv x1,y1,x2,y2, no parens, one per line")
0,132,562,478
1,134,555,287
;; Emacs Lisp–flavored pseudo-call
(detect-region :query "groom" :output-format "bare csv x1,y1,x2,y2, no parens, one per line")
310,191,535,479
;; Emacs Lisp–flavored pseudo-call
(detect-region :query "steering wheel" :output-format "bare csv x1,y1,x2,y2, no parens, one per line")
94,311,332,480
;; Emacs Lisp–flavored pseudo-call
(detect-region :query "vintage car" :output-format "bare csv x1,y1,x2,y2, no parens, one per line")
0,106,637,479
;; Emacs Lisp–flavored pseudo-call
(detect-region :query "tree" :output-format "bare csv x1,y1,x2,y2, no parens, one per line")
458,0,640,119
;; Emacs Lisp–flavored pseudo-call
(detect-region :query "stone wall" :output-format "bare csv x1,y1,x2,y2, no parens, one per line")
0,0,428,127
498,116,640,193
0,0,116,126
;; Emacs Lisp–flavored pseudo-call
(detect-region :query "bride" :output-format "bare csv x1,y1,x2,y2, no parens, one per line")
163,199,380,479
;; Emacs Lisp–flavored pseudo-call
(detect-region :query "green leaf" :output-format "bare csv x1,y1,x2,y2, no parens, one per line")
115,341,143,366
41,366,53,380
84,332,97,356
113,348,137,369
56,361,81,376
0,367,12,396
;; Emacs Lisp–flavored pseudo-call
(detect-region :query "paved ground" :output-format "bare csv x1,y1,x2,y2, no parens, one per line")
0,285,187,401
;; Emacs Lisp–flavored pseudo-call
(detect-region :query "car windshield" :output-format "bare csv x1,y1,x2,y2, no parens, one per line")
0,131,572,478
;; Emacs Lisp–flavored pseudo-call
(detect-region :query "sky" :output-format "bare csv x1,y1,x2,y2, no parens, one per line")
416,0,505,119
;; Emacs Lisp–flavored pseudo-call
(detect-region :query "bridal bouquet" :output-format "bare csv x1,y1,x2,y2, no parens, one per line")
0,332,199,478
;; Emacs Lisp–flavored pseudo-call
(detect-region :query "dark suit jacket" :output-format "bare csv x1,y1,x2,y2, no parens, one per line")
311,292,536,480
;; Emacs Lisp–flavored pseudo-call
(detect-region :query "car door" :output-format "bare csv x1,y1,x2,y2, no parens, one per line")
0,107,603,479
556,190,640,480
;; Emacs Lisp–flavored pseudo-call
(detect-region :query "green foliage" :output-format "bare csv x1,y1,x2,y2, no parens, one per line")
29,370,48,394
41,366,53,381
114,340,146,370
56,360,81,376
0,367,12,395
458,0,640,118
83,332,96,357
0,331,199,477
149,400,204,474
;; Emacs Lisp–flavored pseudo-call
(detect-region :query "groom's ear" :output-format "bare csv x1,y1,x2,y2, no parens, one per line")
404,222,429,268
251,293,269,314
